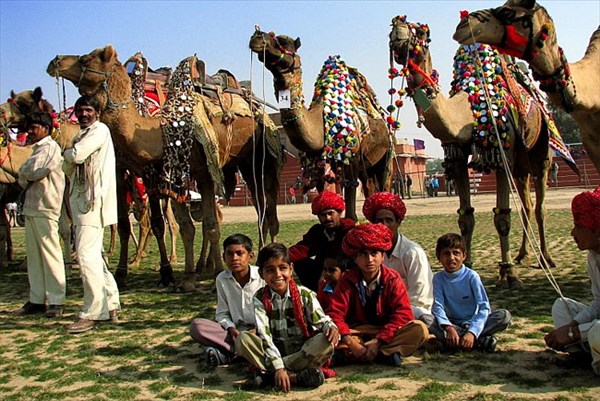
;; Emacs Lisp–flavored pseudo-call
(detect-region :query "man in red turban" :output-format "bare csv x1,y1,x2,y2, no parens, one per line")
327,223,429,367
362,192,434,328
545,187,600,375
289,190,355,291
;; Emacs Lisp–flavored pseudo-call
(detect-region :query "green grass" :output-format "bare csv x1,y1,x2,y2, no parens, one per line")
1,208,599,400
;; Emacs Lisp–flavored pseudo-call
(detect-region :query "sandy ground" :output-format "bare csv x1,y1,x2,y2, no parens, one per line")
220,187,584,224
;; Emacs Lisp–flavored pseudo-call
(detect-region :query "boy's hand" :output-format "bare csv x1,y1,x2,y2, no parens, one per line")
325,326,340,347
345,336,368,360
444,325,460,348
363,338,380,361
460,332,475,350
274,368,291,393
227,327,240,341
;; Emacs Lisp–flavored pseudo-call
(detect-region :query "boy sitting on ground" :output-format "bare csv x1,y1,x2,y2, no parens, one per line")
327,223,429,367
189,234,265,367
317,256,352,311
237,243,339,393
431,233,512,353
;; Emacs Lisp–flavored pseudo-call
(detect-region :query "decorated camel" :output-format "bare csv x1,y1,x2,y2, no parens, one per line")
453,0,600,174
389,15,575,288
47,45,283,290
249,28,393,220
0,89,173,272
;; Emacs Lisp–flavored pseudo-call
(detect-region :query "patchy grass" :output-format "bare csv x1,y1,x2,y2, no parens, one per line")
1,207,599,400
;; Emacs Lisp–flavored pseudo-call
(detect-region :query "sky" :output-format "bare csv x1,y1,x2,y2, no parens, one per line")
1,0,599,159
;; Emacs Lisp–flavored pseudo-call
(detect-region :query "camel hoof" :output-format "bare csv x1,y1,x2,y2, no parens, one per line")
514,254,529,266
508,277,523,290
496,279,509,290
114,266,128,289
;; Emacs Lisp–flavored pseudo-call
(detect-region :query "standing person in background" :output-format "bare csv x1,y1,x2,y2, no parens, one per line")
405,174,412,199
544,187,600,375
63,96,120,334
13,112,66,318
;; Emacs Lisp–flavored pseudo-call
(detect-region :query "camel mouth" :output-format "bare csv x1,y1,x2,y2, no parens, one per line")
453,29,476,44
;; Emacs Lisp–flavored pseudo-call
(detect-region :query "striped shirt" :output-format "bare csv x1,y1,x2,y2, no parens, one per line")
254,284,336,370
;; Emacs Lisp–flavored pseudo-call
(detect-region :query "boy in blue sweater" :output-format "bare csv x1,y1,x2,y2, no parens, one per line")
431,233,512,352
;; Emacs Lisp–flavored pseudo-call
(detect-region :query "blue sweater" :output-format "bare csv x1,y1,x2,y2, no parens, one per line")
432,265,490,337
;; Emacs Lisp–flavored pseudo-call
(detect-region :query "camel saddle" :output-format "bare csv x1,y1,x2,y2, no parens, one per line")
125,52,172,115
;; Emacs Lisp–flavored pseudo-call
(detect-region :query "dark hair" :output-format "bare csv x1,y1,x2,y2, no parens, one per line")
256,243,290,269
435,233,467,260
26,111,53,130
223,233,253,253
324,254,354,272
74,96,101,113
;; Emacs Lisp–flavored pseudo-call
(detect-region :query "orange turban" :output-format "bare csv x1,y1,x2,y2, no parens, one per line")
311,190,345,215
571,186,600,231
362,191,406,223
342,223,393,257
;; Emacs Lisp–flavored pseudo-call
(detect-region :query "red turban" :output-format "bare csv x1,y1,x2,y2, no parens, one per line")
342,223,393,257
311,190,345,215
362,191,406,223
572,186,600,231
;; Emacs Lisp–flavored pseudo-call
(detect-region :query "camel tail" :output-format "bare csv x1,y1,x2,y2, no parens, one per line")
584,26,600,57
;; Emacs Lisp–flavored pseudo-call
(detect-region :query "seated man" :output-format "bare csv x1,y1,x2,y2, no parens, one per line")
544,187,600,375
328,223,429,367
288,190,355,291
362,192,434,327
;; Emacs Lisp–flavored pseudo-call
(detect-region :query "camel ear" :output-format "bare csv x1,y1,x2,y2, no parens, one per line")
10,90,16,99
294,37,302,50
102,45,117,63
33,87,43,103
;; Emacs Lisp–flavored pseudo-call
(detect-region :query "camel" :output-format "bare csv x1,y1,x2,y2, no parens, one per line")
453,0,600,174
47,45,283,290
249,28,393,221
389,15,567,288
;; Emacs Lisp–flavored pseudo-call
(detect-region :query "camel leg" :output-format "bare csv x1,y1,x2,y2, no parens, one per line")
107,224,117,256
514,177,533,266
115,169,132,288
148,194,175,287
129,208,151,268
452,159,475,266
170,201,196,292
494,170,521,289
197,183,223,278
344,185,358,221
163,199,179,265
58,204,73,266
0,218,7,269
533,170,554,268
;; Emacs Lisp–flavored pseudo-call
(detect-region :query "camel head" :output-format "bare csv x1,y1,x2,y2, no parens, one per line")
389,15,432,67
0,87,49,132
47,45,123,97
453,0,557,61
249,28,301,74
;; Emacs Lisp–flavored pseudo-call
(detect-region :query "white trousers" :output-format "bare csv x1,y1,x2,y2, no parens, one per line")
552,298,600,374
25,216,66,305
75,225,120,320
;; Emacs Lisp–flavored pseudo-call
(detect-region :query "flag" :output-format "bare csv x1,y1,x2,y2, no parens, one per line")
413,139,425,151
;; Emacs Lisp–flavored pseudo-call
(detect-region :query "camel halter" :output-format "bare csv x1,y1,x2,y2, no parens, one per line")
482,6,575,112
462,12,570,309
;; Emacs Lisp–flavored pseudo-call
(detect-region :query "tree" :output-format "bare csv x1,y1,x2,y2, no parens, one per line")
545,97,582,145
426,158,444,174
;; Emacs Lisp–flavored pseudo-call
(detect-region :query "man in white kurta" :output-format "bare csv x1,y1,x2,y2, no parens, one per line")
14,112,66,318
63,96,120,334
545,187,600,375
362,191,434,326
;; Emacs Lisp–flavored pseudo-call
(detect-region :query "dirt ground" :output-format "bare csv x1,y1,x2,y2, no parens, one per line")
220,187,583,224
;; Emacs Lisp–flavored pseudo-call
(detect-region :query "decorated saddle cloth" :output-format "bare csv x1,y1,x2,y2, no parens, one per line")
159,55,279,201
310,55,384,166
450,44,575,172
125,52,171,117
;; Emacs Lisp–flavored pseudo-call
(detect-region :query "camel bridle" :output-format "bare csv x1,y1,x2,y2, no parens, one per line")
51,55,130,111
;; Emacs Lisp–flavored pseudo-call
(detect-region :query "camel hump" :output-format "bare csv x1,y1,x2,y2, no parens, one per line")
347,66,383,118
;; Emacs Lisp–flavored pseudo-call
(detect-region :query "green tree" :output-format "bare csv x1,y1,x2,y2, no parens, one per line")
545,98,581,144
426,158,444,174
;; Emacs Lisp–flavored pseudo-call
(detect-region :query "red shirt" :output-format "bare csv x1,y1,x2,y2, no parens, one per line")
327,264,414,343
